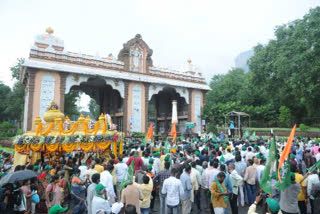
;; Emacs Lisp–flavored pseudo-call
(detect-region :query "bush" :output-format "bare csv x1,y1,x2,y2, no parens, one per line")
299,123,310,132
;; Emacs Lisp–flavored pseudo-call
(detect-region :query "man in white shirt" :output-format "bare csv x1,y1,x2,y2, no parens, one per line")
206,160,220,188
190,162,201,210
100,165,116,203
115,157,128,200
162,168,184,214
87,173,100,214
246,147,255,161
307,169,319,213
256,159,266,183
91,183,111,214
229,163,243,214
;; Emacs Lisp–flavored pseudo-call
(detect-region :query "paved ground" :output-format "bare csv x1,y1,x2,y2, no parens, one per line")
149,196,259,214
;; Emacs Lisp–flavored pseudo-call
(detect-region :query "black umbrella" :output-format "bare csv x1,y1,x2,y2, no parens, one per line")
0,170,37,186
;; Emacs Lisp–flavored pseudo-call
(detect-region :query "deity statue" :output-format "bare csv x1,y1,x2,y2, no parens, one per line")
130,45,143,72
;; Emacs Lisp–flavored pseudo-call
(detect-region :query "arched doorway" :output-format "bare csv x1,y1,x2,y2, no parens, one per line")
148,87,188,135
67,77,124,131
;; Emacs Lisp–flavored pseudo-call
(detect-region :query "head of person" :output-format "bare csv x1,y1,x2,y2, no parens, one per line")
143,175,150,184
170,168,177,177
125,204,137,214
217,172,226,183
202,161,208,169
220,164,226,172
74,168,81,176
51,175,59,184
95,183,106,196
91,173,100,184
213,161,219,169
235,154,241,162
185,165,192,174
247,159,253,166
164,161,170,170
191,162,196,168
253,157,259,165
228,163,235,173
248,147,252,152
266,198,280,214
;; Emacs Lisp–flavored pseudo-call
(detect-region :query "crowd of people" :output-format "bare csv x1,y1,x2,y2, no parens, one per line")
1,135,320,214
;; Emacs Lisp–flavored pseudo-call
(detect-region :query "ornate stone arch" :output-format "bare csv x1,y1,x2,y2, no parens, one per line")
148,84,189,104
65,74,125,98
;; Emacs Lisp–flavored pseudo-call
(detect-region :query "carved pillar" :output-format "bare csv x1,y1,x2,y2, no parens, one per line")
123,81,130,136
27,69,37,131
187,88,193,135
187,88,193,122
171,100,178,124
144,83,150,132
59,73,67,113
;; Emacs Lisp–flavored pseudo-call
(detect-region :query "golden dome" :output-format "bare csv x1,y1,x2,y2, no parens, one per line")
46,27,54,34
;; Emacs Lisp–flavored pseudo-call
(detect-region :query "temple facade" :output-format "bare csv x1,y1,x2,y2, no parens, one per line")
20,28,210,136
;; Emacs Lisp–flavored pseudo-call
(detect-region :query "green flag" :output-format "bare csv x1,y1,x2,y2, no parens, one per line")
276,158,291,190
243,129,250,138
260,137,277,194
180,134,185,141
142,137,147,146
120,158,135,191
250,131,256,141
164,138,170,154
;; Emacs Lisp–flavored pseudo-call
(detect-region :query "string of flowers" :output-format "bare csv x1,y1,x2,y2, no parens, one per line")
13,133,121,145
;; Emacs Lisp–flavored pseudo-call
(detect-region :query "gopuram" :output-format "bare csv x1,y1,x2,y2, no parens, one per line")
20,28,210,136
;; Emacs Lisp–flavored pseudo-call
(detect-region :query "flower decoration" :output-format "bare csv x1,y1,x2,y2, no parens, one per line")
47,101,59,110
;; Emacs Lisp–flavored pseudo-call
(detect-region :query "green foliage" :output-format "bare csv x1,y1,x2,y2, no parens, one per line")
64,90,80,119
278,106,292,127
299,123,310,132
249,7,320,123
88,99,100,120
131,132,146,138
204,7,320,128
10,58,25,80
0,122,17,140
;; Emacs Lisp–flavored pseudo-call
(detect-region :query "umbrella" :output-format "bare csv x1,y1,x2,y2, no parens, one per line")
0,170,37,186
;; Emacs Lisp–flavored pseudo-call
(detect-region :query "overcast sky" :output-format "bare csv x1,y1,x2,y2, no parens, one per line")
0,0,319,88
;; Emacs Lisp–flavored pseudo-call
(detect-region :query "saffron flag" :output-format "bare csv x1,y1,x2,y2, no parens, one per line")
146,123,153,142
278,124,296,182
260,137,277,194
119,159,135,191
170,122,177,141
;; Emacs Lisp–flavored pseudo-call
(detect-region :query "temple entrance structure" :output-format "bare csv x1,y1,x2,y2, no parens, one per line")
21,28,210,136
70,77,124,131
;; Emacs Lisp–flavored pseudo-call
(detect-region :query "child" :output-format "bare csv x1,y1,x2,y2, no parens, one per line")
31,184,40,214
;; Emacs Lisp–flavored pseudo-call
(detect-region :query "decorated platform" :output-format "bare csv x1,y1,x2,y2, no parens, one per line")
13,102,124,165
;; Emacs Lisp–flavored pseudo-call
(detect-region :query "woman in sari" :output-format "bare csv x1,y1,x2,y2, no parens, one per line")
71,168,87,214
45,175,62,210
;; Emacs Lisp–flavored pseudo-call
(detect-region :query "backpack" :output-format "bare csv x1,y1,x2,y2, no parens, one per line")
31,190,40,204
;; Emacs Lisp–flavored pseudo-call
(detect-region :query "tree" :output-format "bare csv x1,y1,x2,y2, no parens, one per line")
64,90,80,119
279,106,292,127
88,98,100,120
248,7,320,123
1,58,25,124
0,82,11,121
